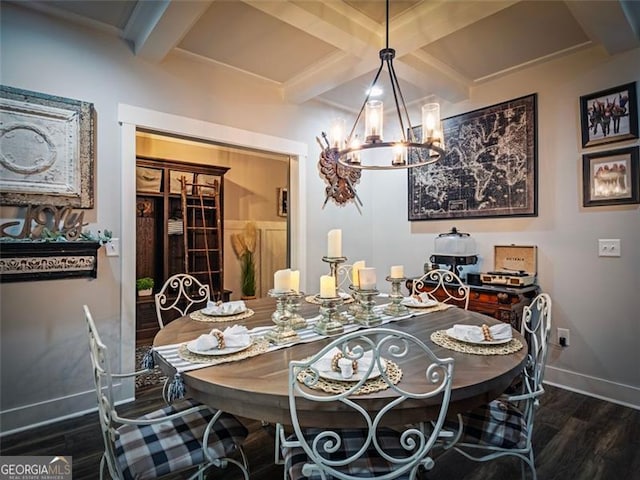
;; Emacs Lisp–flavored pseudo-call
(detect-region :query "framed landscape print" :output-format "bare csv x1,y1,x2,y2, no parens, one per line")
408,94,537,221
580,82,638,148
582,146,639,207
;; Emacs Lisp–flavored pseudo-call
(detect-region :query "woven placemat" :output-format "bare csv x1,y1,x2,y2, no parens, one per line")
177,338,270,365
404,303,453,314
430,330,523,355
296,360,401,395
190,308,255,323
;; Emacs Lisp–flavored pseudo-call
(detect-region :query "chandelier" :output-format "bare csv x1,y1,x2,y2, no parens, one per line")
321,0,444,170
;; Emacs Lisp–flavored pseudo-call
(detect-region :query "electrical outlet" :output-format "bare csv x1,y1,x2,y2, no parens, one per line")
598,239,620,257
557,327,570,347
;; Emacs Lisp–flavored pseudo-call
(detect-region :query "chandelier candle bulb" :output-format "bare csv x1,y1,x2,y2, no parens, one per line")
422,103,441,142
390,265,404,278
392,144,406,165
327,229,342,257
320,275,336,298
329,118,346,148
359,267,377,290
352,260,366,287
274,268,292,292
365,100,383,143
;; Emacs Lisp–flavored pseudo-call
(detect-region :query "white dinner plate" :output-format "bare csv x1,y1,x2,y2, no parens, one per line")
186,340,251,356
401,297,438,308
318,358,387,382
445,328,512,345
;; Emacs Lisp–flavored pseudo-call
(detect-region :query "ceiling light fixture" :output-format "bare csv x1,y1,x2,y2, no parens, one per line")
320,0,444,171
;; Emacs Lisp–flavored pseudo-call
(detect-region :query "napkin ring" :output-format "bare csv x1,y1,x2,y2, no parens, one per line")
331,352,357,373
481,324,493,342
210,329,225,349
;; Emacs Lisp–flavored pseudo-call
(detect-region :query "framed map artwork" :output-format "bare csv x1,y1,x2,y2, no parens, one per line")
408,94,538,221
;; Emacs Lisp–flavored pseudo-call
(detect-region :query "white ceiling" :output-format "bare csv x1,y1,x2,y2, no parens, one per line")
14,0,640,113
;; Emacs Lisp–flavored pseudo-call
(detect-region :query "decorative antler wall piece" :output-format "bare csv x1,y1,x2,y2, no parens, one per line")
317,135,363,208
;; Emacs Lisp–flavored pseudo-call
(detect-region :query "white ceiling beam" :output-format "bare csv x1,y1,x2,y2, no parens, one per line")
122,0,213,62
565,0,640,55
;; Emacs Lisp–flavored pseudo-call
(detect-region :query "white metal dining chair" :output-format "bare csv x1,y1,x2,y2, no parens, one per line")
84,305,249,480
277,327,455,480
443,293,552,480
155,273,211,328
411,268,470,309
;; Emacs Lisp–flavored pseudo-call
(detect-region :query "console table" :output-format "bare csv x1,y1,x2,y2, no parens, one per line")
406,279,540,330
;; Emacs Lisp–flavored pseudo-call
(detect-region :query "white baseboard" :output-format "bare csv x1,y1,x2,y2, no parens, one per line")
544,365,640,410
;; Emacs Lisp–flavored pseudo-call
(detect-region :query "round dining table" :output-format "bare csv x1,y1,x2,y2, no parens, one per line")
153,297,527,428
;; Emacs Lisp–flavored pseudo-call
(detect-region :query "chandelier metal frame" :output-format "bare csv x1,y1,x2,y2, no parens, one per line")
328,0,444,171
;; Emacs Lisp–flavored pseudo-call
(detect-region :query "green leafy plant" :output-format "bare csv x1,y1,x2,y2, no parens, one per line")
231,222,257,298
136,277,154,291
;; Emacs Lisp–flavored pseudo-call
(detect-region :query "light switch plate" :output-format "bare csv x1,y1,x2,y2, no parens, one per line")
598,239,620,257
105,238,120,257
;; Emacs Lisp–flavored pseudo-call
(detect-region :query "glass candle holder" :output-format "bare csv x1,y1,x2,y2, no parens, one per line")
384,276,409,317
265,289,299,345
314,295,345,336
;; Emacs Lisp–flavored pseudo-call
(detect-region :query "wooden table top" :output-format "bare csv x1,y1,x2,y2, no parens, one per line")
153,297,527,427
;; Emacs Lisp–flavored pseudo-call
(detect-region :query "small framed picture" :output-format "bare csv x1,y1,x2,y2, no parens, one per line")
582,146,639,207
278,187,288,217
580,82,638,148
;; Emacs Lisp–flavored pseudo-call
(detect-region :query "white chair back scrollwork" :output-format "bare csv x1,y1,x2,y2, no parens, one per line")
83,305,249,480
277,327,455,480
446,293,552,480
155,273,211,328
411,268,470,310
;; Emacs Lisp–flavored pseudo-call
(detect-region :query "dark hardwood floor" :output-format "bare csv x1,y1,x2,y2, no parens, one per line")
1,384,638,480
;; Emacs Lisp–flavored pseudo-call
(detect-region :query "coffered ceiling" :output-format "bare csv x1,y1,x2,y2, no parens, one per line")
14,0,640,112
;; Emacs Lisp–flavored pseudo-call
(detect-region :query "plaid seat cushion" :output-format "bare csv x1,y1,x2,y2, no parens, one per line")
459,399,528,449
115,399,248,480
283,427,415,480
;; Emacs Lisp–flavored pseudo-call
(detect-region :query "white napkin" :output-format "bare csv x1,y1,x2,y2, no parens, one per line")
401,293,438,307
202,300,246,316
193,325,251,351
316,348,374,374
450,324,512,342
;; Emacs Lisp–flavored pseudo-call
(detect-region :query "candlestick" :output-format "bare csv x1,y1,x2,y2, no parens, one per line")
384,275,409,317
349,285,382,327
265,289,299,345
314,295,345,336
327,229,342,257
322,255,347,297
285,290,307,330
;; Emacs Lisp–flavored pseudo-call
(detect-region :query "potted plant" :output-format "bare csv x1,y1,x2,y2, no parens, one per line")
231,222,257,299
136,277,154,296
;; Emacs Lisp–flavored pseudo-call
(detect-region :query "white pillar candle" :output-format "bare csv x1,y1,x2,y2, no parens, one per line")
358,267,377,290
320,275,336,298
274,268,291,292
327,229,342,257
390,265,404,278
290,270,300,293
351,260,365,287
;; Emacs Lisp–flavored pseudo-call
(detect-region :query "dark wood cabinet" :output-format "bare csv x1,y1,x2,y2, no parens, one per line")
407,278,540,330
135,156,229,345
